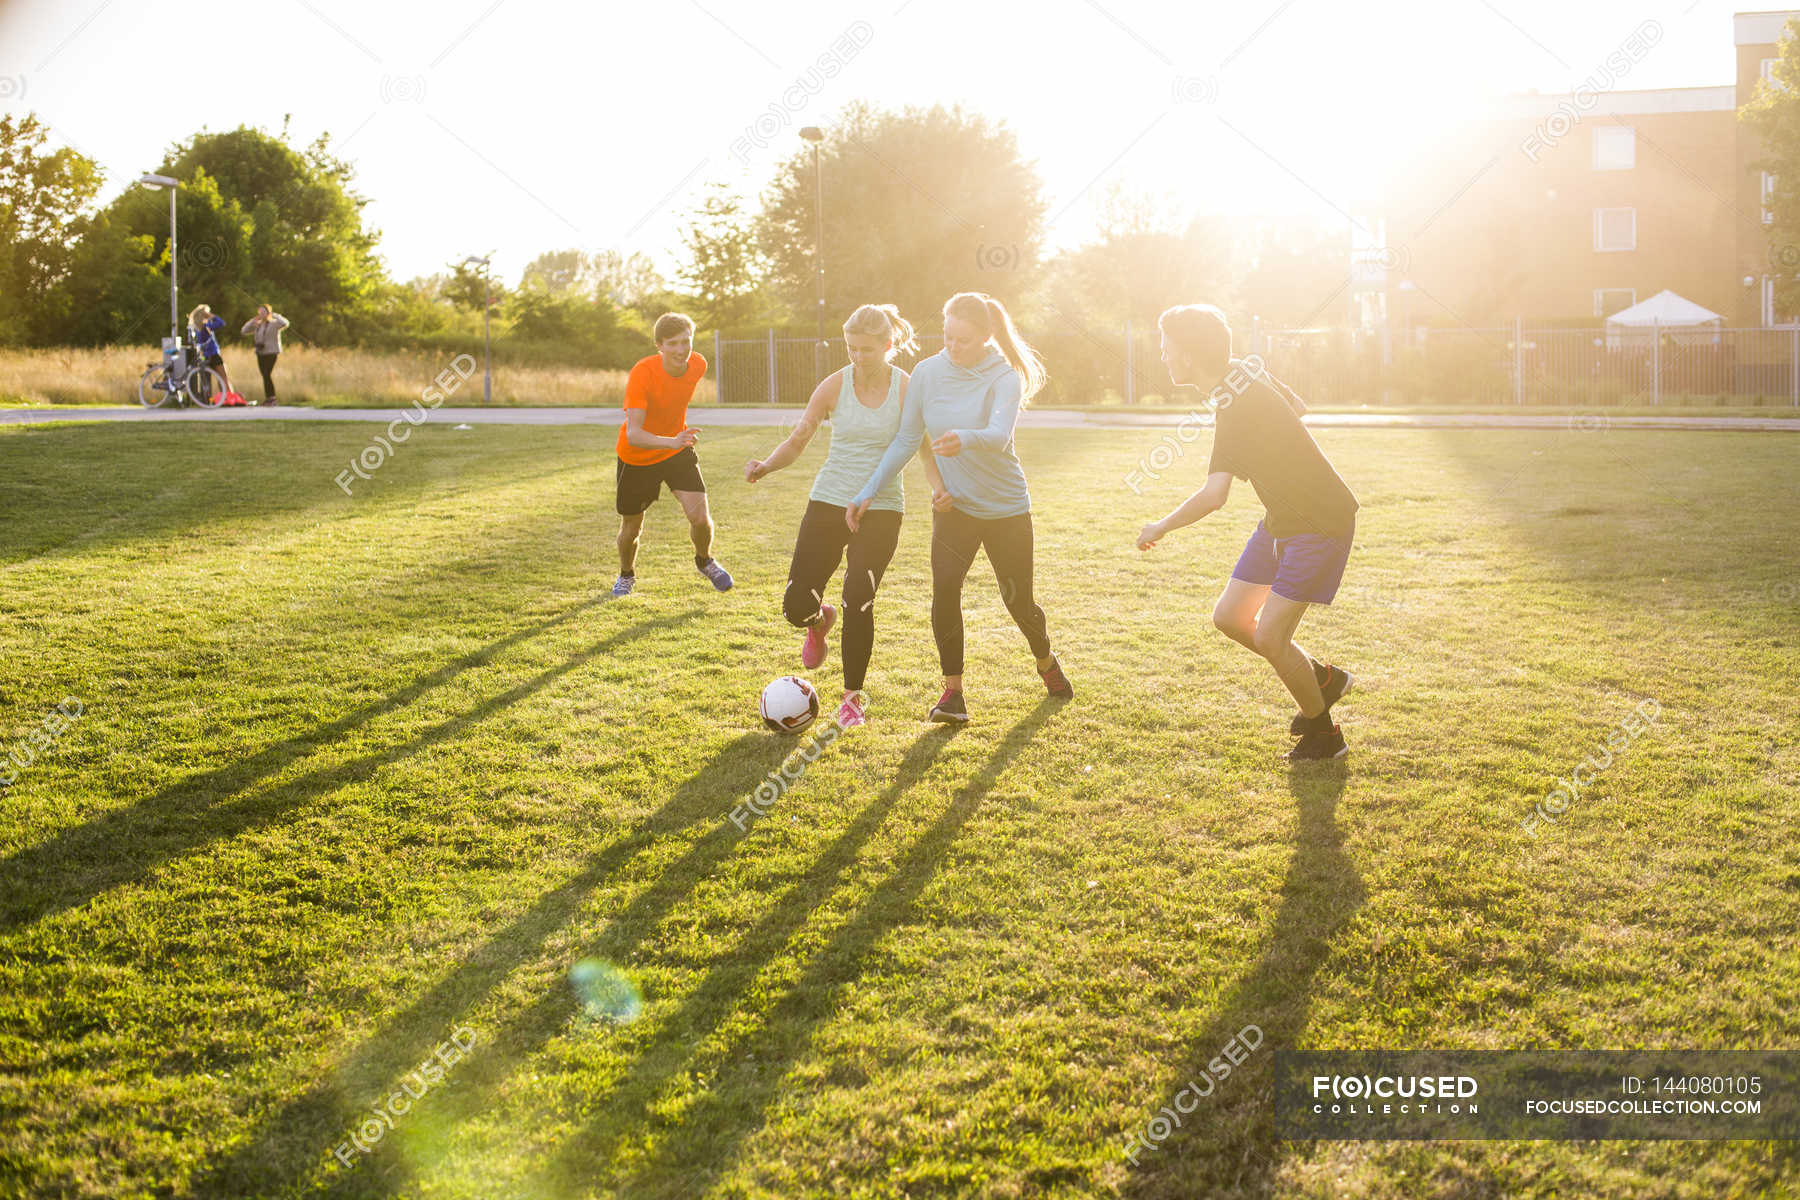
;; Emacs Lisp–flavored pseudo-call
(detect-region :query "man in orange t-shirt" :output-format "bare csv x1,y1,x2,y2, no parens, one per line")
613,312,733,597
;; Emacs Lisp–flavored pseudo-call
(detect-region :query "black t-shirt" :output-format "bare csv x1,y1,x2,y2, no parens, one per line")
1206,362,1358,538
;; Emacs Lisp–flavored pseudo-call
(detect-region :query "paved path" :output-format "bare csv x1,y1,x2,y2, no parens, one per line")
4,405,1797,432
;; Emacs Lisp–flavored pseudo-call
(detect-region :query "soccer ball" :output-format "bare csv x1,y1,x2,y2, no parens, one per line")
760,675,820,733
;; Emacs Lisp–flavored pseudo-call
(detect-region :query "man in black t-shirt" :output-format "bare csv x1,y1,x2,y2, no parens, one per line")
1136,304,1358,761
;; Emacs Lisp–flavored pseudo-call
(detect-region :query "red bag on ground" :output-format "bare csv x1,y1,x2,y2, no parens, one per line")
222,391,247,407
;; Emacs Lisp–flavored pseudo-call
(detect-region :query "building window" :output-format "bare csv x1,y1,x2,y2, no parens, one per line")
1765,58,1787,94
1594,289,1636,317
1593,126,1635,170
1595,207,1636,252
1764,172,1777,224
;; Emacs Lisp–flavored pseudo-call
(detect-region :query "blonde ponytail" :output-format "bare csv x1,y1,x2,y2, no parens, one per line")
943,295,1044,402
944,291,1045,402
985,297,1046,402
842,302,919,361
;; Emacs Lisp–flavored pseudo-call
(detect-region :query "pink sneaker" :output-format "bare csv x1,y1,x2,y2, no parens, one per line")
801,603,836,669
836,689,868,728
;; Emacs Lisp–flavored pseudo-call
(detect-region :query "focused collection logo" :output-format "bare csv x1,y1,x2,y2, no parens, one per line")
1310,1074,1480,1115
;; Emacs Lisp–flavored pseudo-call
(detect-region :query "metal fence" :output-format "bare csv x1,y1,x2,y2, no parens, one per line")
1253,323,1800,408
703,324,1800,407
710,331,944,406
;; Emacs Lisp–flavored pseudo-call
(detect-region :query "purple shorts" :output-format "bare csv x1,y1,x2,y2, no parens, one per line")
1231,519,1354,604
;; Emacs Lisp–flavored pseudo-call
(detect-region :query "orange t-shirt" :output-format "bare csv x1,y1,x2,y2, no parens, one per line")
616,351,707,465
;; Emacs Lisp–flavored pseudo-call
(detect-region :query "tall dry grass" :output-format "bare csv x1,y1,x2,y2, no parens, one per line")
0,345,717,408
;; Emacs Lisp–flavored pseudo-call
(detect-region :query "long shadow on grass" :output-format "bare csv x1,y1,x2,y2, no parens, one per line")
1121,763,1358,1200
0,600,693,934
320,720,968,1198
191,719,826,1196
522,702,1056,1197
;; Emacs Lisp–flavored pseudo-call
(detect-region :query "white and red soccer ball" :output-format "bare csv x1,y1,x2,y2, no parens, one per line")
759,675,820,733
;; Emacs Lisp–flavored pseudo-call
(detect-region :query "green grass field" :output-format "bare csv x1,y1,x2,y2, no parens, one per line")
1,419,1796,1198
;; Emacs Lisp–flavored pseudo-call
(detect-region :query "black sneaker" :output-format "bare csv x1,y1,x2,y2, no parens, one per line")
1290,666,1354,735
1038,655,1073,699
1285,723,1348,761
929,688,969,724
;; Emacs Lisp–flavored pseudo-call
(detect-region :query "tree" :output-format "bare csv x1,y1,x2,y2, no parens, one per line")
1050,186,1235,327
441,260,505,313
1741,20,1800,316
45,124,386,344
1031,187,1235,402
164,127,383,338
515,248,669,310
46,166,255,346
753,102,1047,333
591,248,665,309
0,114,103,344
1231,219,1354,328
39,213,167,348
679,183,769,330
506,287,643,363
519,249,594,296
361,275,475,344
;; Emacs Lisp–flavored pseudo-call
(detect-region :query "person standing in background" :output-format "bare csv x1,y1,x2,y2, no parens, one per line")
241,305,291,406
187,304,234,399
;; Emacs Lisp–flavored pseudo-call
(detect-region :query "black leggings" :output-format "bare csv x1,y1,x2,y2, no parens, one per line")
256,352,279,401
783,499,903,692
930,507,1051,677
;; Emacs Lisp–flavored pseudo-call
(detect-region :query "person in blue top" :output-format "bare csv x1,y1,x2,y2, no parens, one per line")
848,291,1073,723
745,304,947,729
186,304,235,400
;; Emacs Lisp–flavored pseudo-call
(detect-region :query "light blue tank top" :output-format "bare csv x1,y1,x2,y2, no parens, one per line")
809,366,905,513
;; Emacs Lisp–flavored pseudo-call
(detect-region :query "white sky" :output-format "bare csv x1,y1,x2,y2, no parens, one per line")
0,0,1758,284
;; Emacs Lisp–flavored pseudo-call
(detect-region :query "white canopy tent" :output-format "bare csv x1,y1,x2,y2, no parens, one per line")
1604,290,1725,348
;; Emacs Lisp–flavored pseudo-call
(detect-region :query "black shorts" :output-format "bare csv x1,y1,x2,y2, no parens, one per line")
616,448,705,515
203,354,224,369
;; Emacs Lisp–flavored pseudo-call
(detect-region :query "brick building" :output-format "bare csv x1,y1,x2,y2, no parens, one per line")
1372,10,1793,330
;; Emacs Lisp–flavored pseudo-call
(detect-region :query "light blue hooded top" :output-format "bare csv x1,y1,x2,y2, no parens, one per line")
852,348,1029,520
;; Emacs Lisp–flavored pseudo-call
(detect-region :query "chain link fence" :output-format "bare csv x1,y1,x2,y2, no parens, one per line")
701,324,1800,407
1253,325,1800,407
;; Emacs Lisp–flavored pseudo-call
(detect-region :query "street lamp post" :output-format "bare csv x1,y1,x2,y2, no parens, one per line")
799,127,826,383
462,254,494,404
138,174,181,344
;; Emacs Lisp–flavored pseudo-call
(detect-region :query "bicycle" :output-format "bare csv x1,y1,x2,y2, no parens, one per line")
139,341,226,409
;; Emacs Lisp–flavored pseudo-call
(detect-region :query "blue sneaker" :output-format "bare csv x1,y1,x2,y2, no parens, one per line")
697,558,733,591
611,573,635,598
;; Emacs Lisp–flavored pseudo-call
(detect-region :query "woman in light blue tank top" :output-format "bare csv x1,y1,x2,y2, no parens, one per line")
745,304,947,728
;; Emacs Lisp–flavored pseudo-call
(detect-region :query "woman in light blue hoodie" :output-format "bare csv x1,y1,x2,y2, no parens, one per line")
745,303,946,729
848,291,1072,723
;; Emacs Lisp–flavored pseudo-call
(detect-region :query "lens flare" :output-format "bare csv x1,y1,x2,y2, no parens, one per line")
569,958,642,1025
